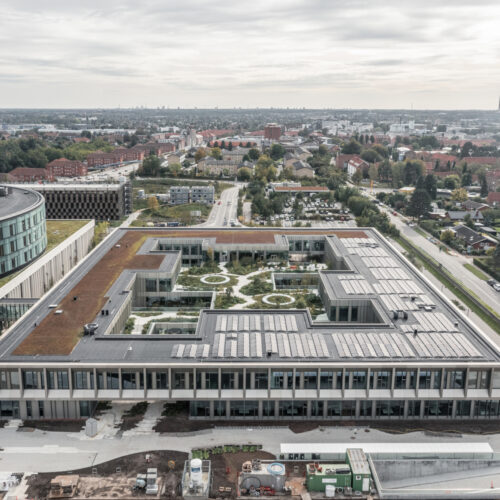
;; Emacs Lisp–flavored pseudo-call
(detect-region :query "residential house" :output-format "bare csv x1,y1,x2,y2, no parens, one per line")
291,160,314,178
46,158,87,178
446,210,484,223
450,225,497,251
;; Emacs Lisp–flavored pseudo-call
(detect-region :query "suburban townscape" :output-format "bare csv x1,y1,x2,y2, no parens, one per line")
1,1,500,499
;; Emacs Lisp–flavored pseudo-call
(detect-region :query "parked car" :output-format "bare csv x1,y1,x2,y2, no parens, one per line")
487,279,497,287
493,283,500,292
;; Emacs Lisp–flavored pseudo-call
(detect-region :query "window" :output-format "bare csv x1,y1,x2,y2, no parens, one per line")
407,400,421,417
47,370,69,389
262,401,275,417
145,278,157,292
351,371,367,389
424,400,453,417
359,400,372,417
320,371,333,389
375,371,391,389
38,401,44,418
198,371,218,390
311,401,324,417
106,371,119,390
231,400,259,417
73,371,90,390
351,306,358,322
474,400,500,417
279,400,307,417
214,401,226,417
79,401,91,417
468,370,490,389
339,306,349,322
26,401,32,418
155,371,168,389
302,371,318,389
327,401,341,417
22,370,43,389
271,371,292,389
159,279,171,292
456,401,471,417
247,371,268,390
446,370,465,389
341,400,356,417
190,401,210,417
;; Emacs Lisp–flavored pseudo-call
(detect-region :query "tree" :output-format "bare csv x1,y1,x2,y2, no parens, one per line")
378,160,392,182
444,175,460,190
211,147,222,160
248,148,260,160
139,154,161,177
461,171,473,187
491,245,500,273
361,149,383,164
237,167,252,181
403,160,424,185
270,143,285,160
194,147,207,163
341,138,362,154
424,174,437,200
440,229,454,244
451,188,468,202
147,196,159,210
463,213,474,229
351,169,362,185
407,179,431,219
480,175,489,197
167,163,181,177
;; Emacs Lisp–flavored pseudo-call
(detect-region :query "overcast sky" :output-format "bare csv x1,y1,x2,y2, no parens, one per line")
1,0,499,109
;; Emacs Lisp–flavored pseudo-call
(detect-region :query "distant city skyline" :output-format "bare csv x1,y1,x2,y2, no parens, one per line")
1,0,499,110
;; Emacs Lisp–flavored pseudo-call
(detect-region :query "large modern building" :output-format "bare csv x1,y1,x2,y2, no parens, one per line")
12,183,132,221
0,185,47,278
0,227,499,421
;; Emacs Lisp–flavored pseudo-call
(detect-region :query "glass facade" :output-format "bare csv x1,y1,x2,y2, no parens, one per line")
0,192,46,277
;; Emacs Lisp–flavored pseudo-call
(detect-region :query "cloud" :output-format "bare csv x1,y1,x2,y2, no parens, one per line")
0,0,498,108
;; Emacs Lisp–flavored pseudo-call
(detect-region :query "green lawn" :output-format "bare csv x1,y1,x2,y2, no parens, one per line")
463,263,489,281
46,220,91,251
131,203,211,226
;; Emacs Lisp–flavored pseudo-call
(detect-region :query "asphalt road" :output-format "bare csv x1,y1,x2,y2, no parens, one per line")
201,186,240,227
362,194,500,312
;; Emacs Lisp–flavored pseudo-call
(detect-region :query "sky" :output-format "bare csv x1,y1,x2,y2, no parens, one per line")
1,0,499,109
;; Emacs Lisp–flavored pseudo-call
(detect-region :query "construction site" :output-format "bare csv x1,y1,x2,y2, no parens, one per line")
5,439,498,500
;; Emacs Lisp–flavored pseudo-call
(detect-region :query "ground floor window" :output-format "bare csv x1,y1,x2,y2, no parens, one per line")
474,400,500,418
79,400,91,417
230,400,259,417
190,401,210,417
279,400,308,417
0,400,19,418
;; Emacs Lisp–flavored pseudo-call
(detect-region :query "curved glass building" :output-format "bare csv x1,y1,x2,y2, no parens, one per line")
0,185,47,278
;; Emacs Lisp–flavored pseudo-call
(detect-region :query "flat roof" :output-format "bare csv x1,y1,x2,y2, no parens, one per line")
0,227,498,365
281,443,494,456
0,185,43,221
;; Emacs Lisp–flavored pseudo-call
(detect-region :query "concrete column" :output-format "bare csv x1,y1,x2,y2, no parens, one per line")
451,400,457,419
366,368,371,397
18,368,23,397
118,369,122,397
341,368,346,397
489,368,494,398
243,368,246,398
390,368,395,397
317,368,321,397
68,368,73,399
415,368,420,398
464,367,470,397
93,368,98,397
168,368,172,399
268,367,271,398
440,368,445,397
143,368,147,397
218,368,222,397
292,368,296,398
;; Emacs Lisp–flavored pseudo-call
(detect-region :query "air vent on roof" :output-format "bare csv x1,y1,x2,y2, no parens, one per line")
84,323,98,336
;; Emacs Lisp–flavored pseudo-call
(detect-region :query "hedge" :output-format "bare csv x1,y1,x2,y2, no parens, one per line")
473,258,500,282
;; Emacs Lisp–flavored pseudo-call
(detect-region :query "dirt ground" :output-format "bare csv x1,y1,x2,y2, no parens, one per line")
210,451,275,497
154,412,500,435
25,450,188,500
20,419,85,432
